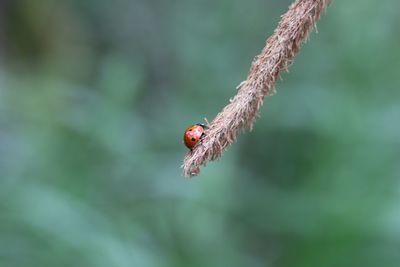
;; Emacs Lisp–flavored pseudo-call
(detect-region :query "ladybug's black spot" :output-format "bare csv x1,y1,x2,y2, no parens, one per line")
191,138,196,141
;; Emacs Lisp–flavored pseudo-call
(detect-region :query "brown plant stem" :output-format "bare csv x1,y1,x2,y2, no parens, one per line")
182,0,332,177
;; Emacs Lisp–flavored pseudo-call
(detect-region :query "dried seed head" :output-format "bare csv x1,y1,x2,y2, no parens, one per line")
182,0,332,177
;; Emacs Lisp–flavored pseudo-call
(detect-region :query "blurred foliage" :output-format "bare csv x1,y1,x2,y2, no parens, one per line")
1,0,400,266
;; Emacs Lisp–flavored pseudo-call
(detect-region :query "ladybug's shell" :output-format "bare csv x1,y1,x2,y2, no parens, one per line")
183,125,205,149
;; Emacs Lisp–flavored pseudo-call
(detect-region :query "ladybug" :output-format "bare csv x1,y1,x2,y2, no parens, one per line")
183,123,208,150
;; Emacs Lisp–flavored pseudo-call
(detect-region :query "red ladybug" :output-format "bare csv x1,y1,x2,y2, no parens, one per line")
183,123,208,150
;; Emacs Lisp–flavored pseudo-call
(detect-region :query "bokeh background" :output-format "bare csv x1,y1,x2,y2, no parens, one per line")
1,0,400,266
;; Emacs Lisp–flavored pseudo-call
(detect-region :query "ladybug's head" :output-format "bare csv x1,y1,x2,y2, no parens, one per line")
196,123,209,129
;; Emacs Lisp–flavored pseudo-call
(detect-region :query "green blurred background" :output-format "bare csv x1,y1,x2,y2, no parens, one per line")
1,0,400,266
